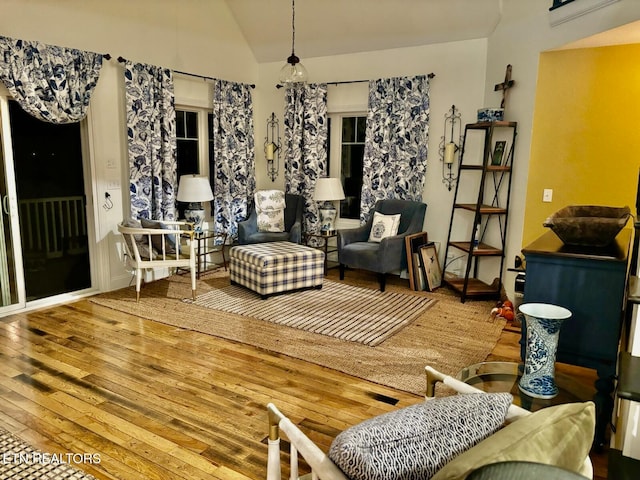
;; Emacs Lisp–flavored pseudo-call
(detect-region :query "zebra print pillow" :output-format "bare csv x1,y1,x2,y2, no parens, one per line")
328,393,512,480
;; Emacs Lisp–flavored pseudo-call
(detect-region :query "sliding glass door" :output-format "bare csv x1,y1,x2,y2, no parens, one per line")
0,93,94,315
0,97,25,313
8,100,91,301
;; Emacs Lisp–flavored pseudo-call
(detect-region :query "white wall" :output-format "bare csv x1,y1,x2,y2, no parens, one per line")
255,38,489,268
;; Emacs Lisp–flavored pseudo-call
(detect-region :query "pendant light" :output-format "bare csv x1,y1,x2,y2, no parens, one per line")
279,0,308,84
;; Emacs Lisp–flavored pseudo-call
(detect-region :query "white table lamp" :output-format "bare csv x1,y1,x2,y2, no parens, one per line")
313,177,345,234
177,175,214,231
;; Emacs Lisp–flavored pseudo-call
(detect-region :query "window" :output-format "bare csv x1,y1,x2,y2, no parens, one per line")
175,108,214,218
328,114,366,221
176,110,200,178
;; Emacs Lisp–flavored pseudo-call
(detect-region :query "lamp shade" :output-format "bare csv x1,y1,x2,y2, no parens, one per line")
176,175,214,203
313,177,345,202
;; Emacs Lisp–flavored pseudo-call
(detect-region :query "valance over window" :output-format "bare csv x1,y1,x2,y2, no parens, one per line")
0,35,103,124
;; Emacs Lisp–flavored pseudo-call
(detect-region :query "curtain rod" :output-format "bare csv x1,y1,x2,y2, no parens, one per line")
276,72,435,89
115,57,255,88
174,70,256,89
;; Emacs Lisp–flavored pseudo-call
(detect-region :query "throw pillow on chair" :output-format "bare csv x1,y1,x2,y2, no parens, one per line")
368,212,401,242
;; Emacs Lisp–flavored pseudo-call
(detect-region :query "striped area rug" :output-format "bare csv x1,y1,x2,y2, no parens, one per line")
186,279,434,346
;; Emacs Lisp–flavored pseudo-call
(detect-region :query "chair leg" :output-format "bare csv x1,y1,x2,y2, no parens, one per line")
339,264,345,280
378,273,386,292
191,264,197,301
135,268,142,302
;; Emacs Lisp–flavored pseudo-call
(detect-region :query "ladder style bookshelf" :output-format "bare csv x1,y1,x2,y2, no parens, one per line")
443,121,517,302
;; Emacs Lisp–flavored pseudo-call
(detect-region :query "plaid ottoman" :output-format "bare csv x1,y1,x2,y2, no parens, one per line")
229,241,325,298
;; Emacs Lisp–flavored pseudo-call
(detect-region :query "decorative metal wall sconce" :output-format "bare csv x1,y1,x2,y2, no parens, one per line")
265,112,282,182
439,105,462,191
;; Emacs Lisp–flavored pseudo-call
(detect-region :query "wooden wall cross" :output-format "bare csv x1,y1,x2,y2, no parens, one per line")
494,64,515,109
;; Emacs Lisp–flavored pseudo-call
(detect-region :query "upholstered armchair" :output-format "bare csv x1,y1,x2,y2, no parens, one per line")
338,199,427,291
238,193,304,245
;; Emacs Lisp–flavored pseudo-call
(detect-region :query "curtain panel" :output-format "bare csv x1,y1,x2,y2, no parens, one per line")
211,79,255,242
284,83,328,236
360,75,430,222
124,61,177,221
0,36,103,124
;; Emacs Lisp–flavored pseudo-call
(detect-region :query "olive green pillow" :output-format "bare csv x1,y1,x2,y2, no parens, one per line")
431,401,595,480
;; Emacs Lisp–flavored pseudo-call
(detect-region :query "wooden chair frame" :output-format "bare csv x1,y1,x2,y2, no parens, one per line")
118,221,196,302
266,365,593,480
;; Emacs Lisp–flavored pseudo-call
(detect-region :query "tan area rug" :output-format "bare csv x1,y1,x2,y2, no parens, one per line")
90,270,506,396
185,280,434,346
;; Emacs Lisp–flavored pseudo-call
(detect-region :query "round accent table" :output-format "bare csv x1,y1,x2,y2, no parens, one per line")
458,361,587,412
518,303,572,399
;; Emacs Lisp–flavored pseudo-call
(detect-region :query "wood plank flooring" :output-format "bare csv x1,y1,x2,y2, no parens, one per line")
0,287,609,479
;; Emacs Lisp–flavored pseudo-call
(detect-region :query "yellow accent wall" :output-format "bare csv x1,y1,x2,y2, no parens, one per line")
523,44,640,246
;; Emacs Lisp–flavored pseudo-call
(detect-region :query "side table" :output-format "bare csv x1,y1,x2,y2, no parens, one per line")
304,232,338,274
458,361,587,413
194,230,227,278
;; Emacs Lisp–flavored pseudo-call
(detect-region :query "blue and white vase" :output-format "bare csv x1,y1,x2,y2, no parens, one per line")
518,303,572,399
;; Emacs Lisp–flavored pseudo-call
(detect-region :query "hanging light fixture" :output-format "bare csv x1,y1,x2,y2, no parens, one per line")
279,0,308,84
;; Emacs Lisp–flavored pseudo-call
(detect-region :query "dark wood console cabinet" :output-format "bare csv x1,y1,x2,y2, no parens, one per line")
521,229,631,448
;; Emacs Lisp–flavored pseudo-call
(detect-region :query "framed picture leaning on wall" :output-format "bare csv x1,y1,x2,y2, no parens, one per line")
419,242,442,291
405,232,429,290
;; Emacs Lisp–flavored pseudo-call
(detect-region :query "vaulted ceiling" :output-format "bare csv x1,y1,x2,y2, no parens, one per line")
224,0,503,63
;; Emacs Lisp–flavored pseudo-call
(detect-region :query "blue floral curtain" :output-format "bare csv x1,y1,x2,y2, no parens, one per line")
284,83,328,235
124,61,177,221
211,79,255,242
360,75,430,222
0,36,103,124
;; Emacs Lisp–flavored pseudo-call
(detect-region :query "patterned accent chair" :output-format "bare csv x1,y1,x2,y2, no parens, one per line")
238,193,304,245
337,199,427,291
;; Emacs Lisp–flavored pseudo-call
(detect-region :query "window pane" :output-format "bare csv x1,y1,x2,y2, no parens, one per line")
176,110,185,138
342,117,356,143
177,141,199,177
186,111,198,138
176,110,198,140
340,144,364,219
356,116,366,142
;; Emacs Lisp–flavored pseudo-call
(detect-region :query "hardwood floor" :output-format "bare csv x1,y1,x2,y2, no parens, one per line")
0,287,609,479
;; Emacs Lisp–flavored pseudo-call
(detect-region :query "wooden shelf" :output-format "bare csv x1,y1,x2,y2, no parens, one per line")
454,203,507,215
467,120,518,128
460,164,512,172
448,241,503,256
442,121,517,302
443,275,500,298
